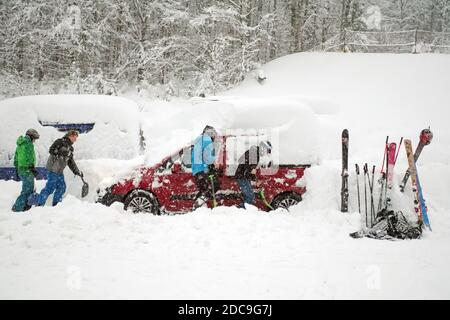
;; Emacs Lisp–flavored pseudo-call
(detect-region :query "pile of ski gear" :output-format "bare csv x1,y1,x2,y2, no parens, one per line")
350,209,422,240
344,128,433,240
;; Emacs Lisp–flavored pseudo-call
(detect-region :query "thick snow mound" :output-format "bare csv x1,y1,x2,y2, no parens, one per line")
0,95,141,166
134,96,321,167
226,52,450,157
199,95,341,115
188,96,320,165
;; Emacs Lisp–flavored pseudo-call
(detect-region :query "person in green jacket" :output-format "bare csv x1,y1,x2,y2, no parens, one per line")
12,128,40,212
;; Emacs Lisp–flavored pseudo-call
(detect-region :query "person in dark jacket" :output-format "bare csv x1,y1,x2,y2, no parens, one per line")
36,130,83,206
235,140,272,209
12,129,40,212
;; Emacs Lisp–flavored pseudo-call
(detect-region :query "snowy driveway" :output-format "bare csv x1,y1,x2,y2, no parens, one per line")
1,179,449,299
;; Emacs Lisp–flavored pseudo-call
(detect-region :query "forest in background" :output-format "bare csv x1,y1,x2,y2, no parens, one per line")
1,0,449,98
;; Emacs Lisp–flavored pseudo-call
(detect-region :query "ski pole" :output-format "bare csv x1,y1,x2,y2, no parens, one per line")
394,137,403,164
355,164,361,214
370,165,376,226
208,174,218,208
380,136,389,174
377,136,389,212
366,166,371,226
383,141,390,210
365,164,371,227
364,163,375,227
364,163,368,228
377,175,385,212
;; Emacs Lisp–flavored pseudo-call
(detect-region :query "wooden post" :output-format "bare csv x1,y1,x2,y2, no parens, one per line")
413,28,418,54
342,28,347,52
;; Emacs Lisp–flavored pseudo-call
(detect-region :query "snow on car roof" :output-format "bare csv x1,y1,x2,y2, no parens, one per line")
188,96,320,165
0,95,141,166
0,94,140,125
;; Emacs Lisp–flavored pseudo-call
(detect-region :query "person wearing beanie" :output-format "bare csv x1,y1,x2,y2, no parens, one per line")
12,129,40,212
191,125,220,208
36,130,83,207
234,140,272,209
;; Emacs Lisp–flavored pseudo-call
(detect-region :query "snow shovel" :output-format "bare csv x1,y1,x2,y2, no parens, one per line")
80,176,89,198
208,174,218,208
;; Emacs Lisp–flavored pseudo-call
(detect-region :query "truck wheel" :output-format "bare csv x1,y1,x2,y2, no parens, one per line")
271,192,302,211
124,190,160,215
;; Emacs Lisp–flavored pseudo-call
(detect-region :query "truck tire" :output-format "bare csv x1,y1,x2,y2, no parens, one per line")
124,190,160,215
271,192,302,211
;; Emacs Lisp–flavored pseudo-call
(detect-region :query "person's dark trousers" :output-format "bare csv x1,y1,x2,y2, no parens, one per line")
237,178,255,209
194,172,212,202
37,171,66,206
12,171,34,212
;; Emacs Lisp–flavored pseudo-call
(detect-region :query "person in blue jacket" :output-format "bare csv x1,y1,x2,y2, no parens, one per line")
191,125,219,207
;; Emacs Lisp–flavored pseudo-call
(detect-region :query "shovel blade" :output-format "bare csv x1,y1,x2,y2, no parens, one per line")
81,182,89,198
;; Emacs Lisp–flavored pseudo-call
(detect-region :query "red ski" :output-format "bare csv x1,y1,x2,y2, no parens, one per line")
384,142,397,208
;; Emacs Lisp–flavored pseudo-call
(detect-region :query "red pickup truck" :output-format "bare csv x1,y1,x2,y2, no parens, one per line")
96,136,310,214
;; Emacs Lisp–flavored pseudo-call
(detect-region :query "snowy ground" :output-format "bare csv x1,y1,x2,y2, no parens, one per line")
1,53,450,299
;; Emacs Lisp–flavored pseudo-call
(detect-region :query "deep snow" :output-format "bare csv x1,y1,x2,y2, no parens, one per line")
1,53,450,299
0,95,141,166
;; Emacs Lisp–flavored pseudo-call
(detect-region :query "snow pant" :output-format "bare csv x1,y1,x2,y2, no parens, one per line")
37,171,66,206
12,171,34,212
237,179,255,208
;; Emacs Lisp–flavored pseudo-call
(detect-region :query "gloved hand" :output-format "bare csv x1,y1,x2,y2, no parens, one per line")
78,171,84,178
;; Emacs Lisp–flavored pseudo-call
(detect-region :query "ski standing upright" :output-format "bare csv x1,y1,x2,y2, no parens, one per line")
400,128,433,192
404,139,432,231
355,164,361,214
341,129,349,212
384,142,397,208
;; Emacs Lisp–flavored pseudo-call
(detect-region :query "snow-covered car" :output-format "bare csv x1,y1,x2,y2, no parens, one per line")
97,135,310,213
0,95,142,181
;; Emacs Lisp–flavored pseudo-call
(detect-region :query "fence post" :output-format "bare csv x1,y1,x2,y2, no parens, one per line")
413,28,418,54
342,28,347,52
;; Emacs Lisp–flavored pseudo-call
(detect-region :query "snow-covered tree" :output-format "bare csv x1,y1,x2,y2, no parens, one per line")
1,0,449,98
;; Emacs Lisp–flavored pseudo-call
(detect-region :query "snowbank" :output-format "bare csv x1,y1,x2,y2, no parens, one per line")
226,53,450,162
0,95,141,167
1,179,450,299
